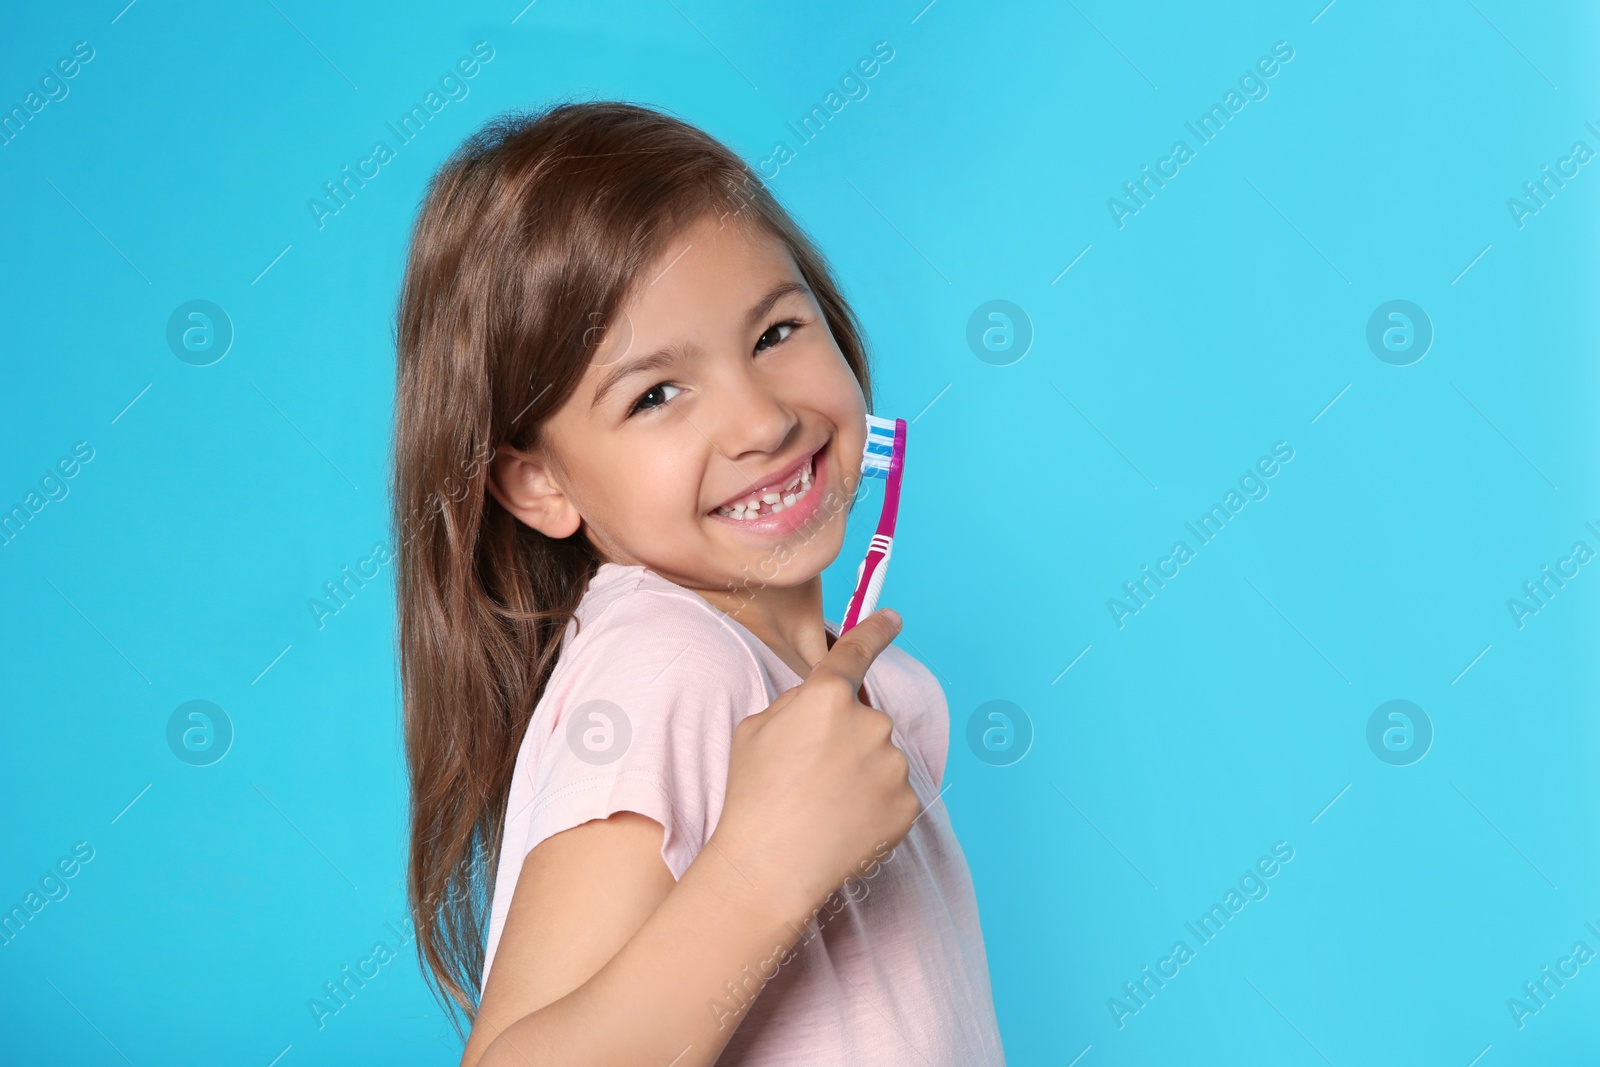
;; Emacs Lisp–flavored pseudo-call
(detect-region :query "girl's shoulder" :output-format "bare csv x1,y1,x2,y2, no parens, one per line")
558,561,947,719
866,638,952,788
872,639,945,700
548,562,767,695
568,560,750,636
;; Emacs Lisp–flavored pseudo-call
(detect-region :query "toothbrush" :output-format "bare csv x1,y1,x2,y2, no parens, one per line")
840,413,907,634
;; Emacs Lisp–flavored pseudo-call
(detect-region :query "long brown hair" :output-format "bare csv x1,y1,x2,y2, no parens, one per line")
390,99,875,1035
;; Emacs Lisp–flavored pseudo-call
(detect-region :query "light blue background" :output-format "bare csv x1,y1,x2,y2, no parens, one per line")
3,1,1598,1063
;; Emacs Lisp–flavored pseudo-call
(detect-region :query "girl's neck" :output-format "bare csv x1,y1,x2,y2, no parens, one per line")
694,574,830,680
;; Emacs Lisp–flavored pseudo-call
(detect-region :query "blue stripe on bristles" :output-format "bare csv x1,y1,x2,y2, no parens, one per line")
862,413,896,478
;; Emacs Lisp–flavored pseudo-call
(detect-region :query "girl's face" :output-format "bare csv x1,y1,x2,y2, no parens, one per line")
490,211,869,605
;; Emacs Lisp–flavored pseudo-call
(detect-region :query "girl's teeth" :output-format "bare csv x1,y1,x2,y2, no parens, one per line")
715,453,818,520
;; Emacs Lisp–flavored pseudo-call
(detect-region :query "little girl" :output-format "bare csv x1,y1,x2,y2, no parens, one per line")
392,100,1005,1066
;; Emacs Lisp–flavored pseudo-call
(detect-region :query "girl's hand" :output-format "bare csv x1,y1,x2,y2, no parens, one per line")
711,608,920,921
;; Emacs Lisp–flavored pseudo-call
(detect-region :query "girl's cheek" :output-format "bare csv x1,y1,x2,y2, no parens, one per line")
796,344,862,408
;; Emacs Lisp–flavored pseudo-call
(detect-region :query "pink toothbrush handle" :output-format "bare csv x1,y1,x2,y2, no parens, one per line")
841,419,906,633
843,540,893,632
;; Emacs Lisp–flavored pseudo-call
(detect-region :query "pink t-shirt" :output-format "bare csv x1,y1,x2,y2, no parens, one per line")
480,562,1005,1065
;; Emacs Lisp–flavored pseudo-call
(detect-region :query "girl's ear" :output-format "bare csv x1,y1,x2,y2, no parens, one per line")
486,444,583,538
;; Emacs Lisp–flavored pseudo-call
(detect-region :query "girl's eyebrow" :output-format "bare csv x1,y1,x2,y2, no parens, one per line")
589,280,813,410
591,345,684,410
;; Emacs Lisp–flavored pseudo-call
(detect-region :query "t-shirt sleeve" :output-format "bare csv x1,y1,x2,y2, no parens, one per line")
881,644,951,790
515,591,769,881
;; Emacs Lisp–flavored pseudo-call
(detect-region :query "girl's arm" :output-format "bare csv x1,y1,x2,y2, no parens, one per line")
462,810,808,1067
459,608,915,1067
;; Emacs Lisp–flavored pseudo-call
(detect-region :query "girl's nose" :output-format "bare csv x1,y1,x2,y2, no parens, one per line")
708,364,800,462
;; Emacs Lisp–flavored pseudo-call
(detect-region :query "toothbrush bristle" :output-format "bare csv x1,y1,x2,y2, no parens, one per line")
860,413,899,479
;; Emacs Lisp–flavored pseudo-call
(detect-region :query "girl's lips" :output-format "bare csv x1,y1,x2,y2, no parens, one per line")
710,445,818,512
707,440,832,537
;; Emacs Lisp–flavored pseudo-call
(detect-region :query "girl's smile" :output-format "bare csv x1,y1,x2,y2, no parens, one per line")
706,438,830,534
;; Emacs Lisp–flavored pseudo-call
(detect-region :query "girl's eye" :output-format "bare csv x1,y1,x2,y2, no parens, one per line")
628,381,683,417
755,318,804,352
627,319,805,417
